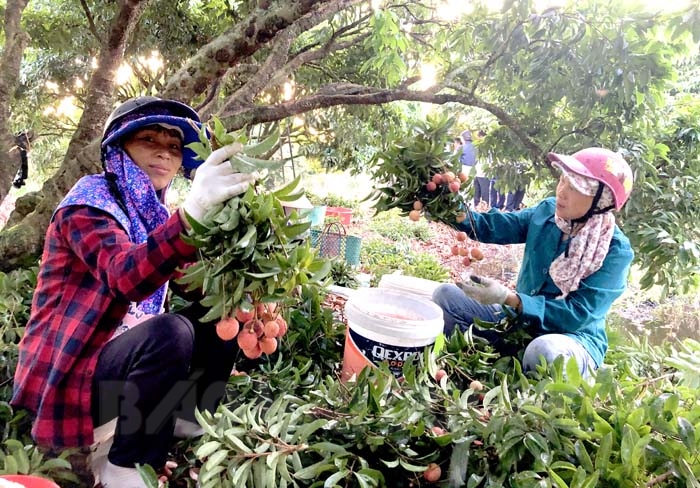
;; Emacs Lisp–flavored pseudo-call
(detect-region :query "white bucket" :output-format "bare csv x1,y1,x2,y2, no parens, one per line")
377,273,443,302
341,288,444,381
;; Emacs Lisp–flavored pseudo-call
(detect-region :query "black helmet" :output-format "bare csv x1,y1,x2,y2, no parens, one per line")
101,96,204,170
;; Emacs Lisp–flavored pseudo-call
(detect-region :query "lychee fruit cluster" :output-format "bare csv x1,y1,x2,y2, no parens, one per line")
408,170,469,221
215,302,288,359
448,231,484,267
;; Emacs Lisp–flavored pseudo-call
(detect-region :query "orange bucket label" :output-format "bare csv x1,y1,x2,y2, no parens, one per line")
340,327,426,381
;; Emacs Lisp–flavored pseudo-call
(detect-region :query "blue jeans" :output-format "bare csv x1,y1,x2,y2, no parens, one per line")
505,189,525,211
432,284,596,377
92,302,238,468
473,177,491,207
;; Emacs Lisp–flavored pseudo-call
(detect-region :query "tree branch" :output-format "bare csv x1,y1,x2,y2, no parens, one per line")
78,0,102,44
161,0,363,102
220,84,545,162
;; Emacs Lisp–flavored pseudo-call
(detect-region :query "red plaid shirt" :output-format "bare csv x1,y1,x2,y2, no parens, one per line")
11,206,197,447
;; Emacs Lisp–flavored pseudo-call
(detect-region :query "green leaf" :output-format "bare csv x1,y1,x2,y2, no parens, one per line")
237,225,257,249
196,440,223,458
243,129,280,156
230,153,287,172
294,460,336,481
677,417,696,451
323,469,350,487
230,459,253,486
548,468,569,488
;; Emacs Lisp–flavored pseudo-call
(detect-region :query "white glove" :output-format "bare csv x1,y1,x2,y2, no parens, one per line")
456,275,510,305
182,143,256,223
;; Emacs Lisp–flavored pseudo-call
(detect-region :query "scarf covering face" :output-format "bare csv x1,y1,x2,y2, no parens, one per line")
549,168,616,298
57,146,170,316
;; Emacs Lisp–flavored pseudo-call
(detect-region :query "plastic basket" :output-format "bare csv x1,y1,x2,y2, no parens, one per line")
325,206,353,225
308,206,327,227
310,222,361,265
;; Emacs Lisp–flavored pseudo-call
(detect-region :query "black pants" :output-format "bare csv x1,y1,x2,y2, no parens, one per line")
90,303,237,468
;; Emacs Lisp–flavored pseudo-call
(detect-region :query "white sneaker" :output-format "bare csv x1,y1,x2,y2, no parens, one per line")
89,418,117,487
174,418,205,439
99,460,148,487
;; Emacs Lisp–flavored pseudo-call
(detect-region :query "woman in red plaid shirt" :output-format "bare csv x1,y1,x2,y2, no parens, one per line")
12,96,255,487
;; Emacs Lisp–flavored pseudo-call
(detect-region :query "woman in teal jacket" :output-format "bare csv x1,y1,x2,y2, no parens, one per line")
432,147,634,376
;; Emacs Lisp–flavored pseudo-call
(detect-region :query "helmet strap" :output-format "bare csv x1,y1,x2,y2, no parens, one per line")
571,182,607,225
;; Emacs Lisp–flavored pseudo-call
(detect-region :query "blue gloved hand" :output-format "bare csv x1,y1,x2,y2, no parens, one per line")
456,275,509,305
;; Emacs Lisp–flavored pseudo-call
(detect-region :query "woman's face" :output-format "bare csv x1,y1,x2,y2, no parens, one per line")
122,126,183,190
555,174,595,220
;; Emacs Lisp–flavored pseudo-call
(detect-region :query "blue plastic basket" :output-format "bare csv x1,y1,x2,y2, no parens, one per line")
308,206,326,227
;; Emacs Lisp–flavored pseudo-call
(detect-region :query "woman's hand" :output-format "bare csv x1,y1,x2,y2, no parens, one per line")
181,143,256,226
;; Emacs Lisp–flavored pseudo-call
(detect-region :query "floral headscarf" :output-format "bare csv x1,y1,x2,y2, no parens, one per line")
549,166,616,298
56,146,170,317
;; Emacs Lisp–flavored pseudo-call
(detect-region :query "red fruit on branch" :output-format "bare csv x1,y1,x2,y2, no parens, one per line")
435,369,447,382
235,307,255,323
259,337,278,355
423,463,441,483
242,343,263,359
237,328,258,351
263,320,280,338
456,231,467,242
448,181,461,193
413,200,423,211
275,317,288,337
426,181,437,192
215,317,240,341
409,210,421,221
431,173,443,185
246,319,264,337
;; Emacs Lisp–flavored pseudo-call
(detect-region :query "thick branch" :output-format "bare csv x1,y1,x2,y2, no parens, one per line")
161,0,362,102
220,84,545,160
221,0,365,114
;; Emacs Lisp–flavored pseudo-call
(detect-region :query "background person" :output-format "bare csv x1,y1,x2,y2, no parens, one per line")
432,147,634,377
474,130,491,208
459,129,476,170
11,96,256,487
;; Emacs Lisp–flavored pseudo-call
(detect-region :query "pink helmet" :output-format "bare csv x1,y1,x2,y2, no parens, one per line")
547,147,633,211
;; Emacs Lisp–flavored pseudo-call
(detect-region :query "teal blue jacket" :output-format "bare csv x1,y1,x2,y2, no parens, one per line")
454,197,633,366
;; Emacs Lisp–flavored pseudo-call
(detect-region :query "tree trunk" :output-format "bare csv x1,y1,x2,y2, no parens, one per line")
0,0,151,271
0,0,30,202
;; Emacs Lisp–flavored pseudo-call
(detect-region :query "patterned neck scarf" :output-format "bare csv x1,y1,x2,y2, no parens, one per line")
549,171,616,298
57,146,170,314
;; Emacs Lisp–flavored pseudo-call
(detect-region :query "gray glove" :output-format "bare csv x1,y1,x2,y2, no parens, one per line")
456,275,509,305
182,143,256,223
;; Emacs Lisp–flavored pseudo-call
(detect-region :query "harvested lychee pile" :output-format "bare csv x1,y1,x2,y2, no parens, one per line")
215,301,288,359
